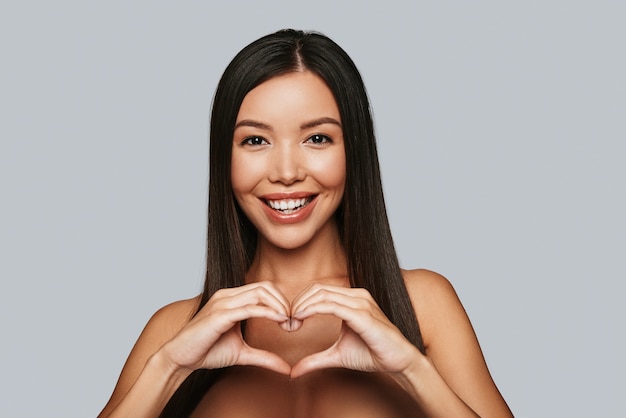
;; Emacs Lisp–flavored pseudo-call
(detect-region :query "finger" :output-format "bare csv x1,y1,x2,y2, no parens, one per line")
290,346,341,378
228,284,291,314
198,304,289,338
246,281,292,311
224,304,289,325
205,284,291,319
292,301,383,339
238,346,292,375
292,283,357,304
291,285,370,316
278,317,303,333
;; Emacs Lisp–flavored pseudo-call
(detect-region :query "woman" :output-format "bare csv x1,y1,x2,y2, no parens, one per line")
99,29,513,417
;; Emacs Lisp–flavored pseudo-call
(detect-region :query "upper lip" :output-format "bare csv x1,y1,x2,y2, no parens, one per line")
260,192,317,200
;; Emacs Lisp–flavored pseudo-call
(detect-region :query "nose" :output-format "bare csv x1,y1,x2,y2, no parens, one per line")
268,143,305,185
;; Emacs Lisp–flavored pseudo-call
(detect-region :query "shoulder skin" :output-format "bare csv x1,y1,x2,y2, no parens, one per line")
402,268,513,417
98,296,199,416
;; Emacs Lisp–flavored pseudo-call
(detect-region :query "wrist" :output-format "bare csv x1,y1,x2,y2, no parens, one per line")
390,348,430,398
106,348,194,417
148,346,193,387
390,352,480,417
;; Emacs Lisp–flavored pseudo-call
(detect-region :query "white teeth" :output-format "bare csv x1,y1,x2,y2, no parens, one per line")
267,198,309,212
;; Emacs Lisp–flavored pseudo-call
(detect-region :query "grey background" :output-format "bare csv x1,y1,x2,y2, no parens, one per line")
1,1,624,417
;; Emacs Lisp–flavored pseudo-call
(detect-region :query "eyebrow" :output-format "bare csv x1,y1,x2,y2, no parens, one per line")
234,117,342,131
234,119,273,131
300,117,342,130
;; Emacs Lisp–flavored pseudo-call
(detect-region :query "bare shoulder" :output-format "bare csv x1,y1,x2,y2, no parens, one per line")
401,268,456,300
401,269,513,416
123,296,200,372
401,269,464,339
99,296,200,415
144,296,200,338
401,268,474,351
401,267,478,349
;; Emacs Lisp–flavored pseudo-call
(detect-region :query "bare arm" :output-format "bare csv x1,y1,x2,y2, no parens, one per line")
97,298,197,417
404,269,513,417
98,283,293,418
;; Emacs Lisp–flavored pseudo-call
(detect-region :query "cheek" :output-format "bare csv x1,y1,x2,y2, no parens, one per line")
231,153,262,195
309,150,346,191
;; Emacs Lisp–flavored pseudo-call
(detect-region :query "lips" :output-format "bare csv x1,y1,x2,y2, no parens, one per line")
260,193,318,223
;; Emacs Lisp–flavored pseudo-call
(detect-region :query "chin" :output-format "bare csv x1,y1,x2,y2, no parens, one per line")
264,236,313,251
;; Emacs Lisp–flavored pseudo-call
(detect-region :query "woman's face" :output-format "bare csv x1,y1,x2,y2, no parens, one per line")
231,71,346,250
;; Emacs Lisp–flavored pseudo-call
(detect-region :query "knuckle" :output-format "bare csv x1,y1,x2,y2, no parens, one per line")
255,286,270,297
212,288,230,299
317,288,329,297
310,283,324,292
365,299,378,310
354,288,372,298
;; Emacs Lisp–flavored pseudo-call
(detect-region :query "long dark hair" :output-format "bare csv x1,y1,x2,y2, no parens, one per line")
161,29,424,417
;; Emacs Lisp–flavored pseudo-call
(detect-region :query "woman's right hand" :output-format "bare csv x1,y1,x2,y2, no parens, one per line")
159,281,292,375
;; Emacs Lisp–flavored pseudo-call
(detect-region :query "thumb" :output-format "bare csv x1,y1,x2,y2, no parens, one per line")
238,346,292,376
290,346,341,379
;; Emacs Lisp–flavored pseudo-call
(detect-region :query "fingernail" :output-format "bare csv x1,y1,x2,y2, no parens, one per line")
290,318,303,332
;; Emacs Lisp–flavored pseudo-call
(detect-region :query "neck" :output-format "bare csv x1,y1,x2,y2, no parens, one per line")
246,222,349,297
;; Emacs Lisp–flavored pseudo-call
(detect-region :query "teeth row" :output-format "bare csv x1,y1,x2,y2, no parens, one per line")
267,198,309,211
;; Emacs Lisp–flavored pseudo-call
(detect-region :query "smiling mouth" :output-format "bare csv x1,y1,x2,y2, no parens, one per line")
264,196,315,214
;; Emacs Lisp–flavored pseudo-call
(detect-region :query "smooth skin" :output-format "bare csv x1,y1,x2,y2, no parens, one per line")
98,72,513,417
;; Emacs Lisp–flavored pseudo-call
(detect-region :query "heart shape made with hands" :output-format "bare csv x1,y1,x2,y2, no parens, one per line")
241,307,342,376
234,283,393,378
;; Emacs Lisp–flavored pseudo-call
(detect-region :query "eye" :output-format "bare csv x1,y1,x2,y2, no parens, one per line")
241,136,268,146
306,134,332,145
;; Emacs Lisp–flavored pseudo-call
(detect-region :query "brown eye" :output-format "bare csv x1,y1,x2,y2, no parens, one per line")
307,134,331,144
242,136,267,146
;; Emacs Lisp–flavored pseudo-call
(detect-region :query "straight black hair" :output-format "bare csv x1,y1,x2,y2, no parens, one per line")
161,29,424,417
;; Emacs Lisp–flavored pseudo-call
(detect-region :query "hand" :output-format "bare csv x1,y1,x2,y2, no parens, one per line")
289,284,422,378
160,282,293,376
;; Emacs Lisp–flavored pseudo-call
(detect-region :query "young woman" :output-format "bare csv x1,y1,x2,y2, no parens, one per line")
98,29,513,417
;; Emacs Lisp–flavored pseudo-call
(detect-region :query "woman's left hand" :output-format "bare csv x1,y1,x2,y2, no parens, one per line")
289,283,422,378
